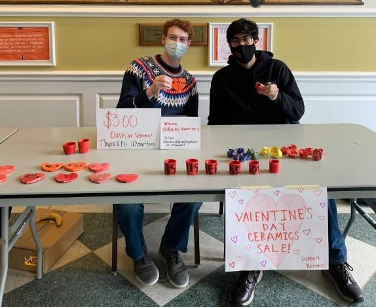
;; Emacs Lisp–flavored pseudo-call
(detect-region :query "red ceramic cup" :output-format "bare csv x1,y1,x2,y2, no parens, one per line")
299,149,309,159
287,149,298,158
269,159,280,173
186,158,199,175
205,159,218,175
164,159,177,175
78,138,90,154
62,142,76,155
229,160,241,175
281,146,289,155
249,160,260,175
312,149,323,161
306,147,313,155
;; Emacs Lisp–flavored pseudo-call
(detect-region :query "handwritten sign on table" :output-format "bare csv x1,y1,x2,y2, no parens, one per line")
160,117,201,150
225,187,328,271
96,108,161,149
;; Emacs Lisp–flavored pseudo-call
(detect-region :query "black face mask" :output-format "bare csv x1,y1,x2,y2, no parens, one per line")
230,44,256,64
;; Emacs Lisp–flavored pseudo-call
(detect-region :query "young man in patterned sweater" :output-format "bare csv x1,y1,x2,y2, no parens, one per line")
117,27,198,116
115,19,202,289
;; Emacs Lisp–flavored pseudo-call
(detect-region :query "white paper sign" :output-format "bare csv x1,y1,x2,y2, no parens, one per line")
96,108,161,149
160,117,201,150
225,187,328,271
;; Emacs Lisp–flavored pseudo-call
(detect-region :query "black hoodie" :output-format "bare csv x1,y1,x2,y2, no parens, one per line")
208,51,305,125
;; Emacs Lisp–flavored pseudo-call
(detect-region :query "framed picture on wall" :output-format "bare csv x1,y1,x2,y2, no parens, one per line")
209,22,273,67
139,23,208,46
0,22,56,66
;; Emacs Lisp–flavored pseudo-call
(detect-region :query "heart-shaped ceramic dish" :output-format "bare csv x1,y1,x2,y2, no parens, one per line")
88,163,110,173
20,173,45,184
54,173,78,183
89,173,112,184
116,174,139,183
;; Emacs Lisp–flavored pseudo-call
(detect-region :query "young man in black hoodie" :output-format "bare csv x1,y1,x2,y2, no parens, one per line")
208,18,364,306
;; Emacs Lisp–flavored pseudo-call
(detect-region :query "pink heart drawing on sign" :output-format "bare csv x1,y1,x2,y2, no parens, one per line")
315,237,323,244
231,236,238,243
244,194,307,269
320,202,326,208
261,260,267,267
293,249,300,255
303,229,311,235
238,199,244,205
319,216,325,221
236,256,242,261
274,190,280,196
229,191,236,199
298,188,304,193
314,189,322,196
254,189,259,195
244,244,251,251
229,262,236,268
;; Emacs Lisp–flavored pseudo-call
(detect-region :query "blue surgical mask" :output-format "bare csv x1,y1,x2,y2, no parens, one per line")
165,40,187,60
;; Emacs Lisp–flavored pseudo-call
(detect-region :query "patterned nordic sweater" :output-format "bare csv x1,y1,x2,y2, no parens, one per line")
117,55,199,117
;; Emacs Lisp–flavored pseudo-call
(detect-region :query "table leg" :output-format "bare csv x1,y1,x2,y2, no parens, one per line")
354,200,376,230
219,202,224,217
343,199,357,239
0,206,9,307
194,214,200,266
112,205,118,276
365,199,376,213
28,207,43,280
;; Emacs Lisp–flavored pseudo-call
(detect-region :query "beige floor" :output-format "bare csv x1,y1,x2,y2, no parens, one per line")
5,199,376,307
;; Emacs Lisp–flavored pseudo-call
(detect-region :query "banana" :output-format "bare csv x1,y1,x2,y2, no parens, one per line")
35,213,63,227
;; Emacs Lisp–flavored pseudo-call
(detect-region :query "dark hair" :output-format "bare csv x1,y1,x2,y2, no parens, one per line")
250,0,263,7
226,18,259,44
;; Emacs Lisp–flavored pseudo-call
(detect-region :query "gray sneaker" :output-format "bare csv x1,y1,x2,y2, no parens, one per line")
159,245,189,288
134,254,159,286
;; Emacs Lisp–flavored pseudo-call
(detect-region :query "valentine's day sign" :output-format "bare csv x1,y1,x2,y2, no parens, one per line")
225,187,328,271
97,108,161,150
160,117,201,150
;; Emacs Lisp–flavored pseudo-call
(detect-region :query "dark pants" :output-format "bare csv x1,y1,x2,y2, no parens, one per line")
114,199,346,263
328,199,347,263
114,202,202,260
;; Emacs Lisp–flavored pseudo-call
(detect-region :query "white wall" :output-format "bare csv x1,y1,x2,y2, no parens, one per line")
1,72,376,132
363,0,376,8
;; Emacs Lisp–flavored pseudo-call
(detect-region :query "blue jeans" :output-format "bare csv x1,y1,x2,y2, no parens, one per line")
328,199,347,264
114,202,202,260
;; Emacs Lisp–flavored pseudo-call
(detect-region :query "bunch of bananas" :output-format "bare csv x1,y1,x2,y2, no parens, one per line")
35,213,63,227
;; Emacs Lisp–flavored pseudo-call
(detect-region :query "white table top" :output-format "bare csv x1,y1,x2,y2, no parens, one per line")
1,124,376,205
0,127,17,144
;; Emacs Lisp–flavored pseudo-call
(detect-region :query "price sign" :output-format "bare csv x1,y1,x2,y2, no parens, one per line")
96,108,161,149
102,111,138,130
